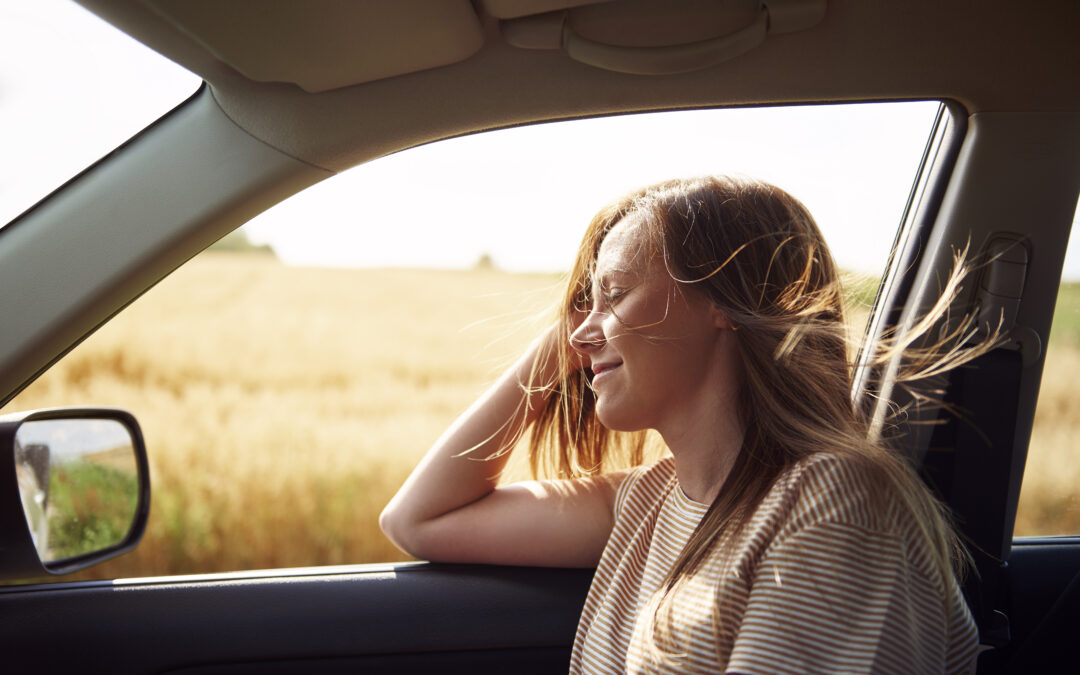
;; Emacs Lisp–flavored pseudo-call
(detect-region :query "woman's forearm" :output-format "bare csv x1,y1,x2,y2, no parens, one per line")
379,328,561,555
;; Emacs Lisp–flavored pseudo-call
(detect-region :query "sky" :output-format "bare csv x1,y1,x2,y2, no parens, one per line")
241,103,937,275
16,418,134,463
3,0,1079,278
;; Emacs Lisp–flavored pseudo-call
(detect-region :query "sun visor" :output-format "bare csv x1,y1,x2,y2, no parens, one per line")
145,0,484,93
494,0,826,75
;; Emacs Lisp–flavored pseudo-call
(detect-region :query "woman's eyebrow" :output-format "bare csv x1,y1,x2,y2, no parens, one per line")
594,267,634,284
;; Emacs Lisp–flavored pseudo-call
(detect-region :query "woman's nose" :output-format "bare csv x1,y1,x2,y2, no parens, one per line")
570,308,605,355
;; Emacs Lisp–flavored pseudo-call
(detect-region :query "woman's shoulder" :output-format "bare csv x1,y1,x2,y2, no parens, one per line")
784,450,884,486
765,451,904,534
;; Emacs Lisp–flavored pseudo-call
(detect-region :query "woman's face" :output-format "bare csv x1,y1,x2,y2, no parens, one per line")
570,214,735,434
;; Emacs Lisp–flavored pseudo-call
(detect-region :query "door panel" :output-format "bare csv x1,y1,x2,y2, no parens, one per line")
972,539,1080,672
0,563,592,674
1005,539,1080,645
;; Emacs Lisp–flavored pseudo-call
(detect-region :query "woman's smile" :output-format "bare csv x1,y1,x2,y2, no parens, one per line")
590,360,622,383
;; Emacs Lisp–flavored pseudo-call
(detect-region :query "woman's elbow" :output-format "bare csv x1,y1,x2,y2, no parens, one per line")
380,503,445,560
379,503,420,557
381,503,466,562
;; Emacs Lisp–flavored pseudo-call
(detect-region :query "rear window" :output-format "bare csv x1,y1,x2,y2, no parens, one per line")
1015,194,1080,536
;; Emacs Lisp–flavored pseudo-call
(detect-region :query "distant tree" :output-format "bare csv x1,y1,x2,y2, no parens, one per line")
473,252,496,271
15,442,51,504
209,230,276,257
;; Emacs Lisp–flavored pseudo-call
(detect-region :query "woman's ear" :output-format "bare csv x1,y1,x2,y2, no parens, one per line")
711,305,734,331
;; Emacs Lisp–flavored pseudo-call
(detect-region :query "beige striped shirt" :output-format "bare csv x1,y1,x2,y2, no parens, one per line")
569,454,979,674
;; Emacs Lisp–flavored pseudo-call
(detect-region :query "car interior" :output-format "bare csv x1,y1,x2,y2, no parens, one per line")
0,0,1078,672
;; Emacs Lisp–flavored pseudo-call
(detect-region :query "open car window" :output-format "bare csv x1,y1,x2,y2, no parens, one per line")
5,101,952,581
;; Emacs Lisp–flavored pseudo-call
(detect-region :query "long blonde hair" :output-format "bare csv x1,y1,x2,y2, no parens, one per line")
529,176,988,637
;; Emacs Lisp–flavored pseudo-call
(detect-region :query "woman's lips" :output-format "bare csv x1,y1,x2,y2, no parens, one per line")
591,361,622,381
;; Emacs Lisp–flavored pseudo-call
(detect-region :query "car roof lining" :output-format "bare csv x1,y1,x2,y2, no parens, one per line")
77,0,1080,173
144,0,485,95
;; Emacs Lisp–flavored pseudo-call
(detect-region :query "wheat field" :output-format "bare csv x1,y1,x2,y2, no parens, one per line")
5,253,1076,580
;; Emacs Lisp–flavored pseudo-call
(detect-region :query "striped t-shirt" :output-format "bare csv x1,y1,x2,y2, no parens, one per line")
569,454,979,674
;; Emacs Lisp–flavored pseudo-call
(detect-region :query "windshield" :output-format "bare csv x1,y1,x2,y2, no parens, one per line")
0,0,201,228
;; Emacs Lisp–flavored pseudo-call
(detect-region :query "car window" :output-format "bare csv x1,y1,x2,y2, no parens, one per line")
5,102,942,581
1015,195,1080,536
0,0,200,229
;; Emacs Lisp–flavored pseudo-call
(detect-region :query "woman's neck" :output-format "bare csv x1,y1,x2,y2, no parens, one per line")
663,407,743,504
658,335,744,505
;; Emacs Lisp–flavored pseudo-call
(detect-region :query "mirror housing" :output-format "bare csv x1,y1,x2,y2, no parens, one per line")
0,407,150,579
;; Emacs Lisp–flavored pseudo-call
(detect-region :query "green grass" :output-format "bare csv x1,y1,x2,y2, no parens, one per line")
47,461,139,561
842,273,882,310
1049,282,1080,346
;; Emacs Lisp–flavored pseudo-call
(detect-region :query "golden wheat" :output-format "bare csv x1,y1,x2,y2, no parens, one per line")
1016,341,1080,535
5,253,1074,580
9,254,562,577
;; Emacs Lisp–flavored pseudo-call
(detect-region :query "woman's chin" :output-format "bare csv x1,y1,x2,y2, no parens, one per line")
595,400,646,433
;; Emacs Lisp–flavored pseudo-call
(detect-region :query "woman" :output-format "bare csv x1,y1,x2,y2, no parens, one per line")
380,176,981,673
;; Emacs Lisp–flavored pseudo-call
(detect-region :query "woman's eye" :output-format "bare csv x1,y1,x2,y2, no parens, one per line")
604,288,626,304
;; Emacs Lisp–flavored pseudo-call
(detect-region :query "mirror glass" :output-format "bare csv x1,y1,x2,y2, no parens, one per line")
14,418,139,563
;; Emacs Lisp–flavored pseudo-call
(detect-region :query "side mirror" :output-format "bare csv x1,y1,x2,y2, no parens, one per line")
0,408,150,579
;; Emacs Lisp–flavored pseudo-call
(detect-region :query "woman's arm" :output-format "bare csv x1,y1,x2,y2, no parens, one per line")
379,326,625,567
